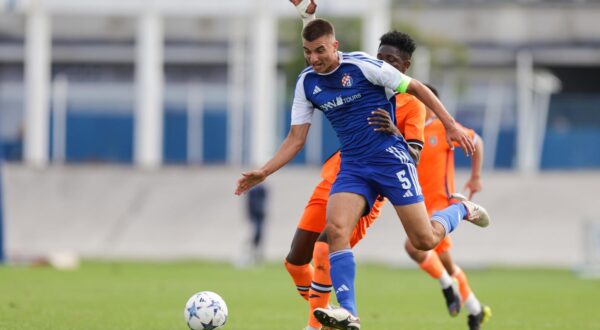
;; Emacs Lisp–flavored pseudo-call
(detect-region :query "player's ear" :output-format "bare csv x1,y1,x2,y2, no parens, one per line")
332,39,339,51
403,59,411,72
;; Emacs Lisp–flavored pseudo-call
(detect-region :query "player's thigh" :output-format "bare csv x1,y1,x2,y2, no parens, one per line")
326,192,366,238
393,202,434,243
286,228,322,265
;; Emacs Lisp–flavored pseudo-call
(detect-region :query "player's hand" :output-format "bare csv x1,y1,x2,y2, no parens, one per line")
463,176,482,200
235,169,267,196
445,124,475,156
289,0,317,17
368,108,403,137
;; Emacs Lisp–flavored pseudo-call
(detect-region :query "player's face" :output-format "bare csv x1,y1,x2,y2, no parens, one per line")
303,34,339,74
377,45,410,73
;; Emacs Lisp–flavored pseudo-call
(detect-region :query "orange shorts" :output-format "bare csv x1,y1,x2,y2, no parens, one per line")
297,180,385,242
434,235,453,254
350,198,384,247
296,179,331,233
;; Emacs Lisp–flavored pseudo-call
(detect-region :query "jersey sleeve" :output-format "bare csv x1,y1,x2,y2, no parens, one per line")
346,52,412,93
399,97,426,149
290,73,315,125
380,61,412,93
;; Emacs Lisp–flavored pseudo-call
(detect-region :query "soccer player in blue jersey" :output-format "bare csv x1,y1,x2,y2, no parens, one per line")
235,18,490,330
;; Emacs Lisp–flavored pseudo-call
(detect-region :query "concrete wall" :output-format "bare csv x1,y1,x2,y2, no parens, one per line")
2,164,598,267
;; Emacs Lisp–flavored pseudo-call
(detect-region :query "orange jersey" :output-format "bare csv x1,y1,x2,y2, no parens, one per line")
417,118,477,216
394,93,426,151
320,93,426,184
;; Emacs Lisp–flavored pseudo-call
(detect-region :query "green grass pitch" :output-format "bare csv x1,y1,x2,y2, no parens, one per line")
1,261,599,329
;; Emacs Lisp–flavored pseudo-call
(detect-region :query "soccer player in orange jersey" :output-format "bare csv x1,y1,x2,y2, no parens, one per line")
405,84,492,330
281,12,426,330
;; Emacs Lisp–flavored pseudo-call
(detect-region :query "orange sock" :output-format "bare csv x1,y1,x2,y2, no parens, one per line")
308,242,332,328
453,266,472,302
419,251,445,279
284,259,314,301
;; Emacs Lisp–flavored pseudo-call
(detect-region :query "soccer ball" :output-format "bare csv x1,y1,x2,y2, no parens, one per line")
184,291,228,330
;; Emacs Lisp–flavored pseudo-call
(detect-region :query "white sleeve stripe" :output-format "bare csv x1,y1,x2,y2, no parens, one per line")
408,163,422,195
343,52,383,68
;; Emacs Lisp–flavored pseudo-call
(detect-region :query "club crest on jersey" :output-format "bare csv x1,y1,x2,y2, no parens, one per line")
429,136,438,146
341,73,353,87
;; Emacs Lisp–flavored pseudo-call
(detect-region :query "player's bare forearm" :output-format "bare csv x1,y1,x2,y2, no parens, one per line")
407,80,474,155
408,145,422,165
407,80,456,129
261,124,309,176
470,134,484,180
464,134,484,198
235,124,310,195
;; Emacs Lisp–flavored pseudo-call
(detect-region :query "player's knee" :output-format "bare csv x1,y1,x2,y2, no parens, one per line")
409,234,437,251
324,222,347,243
405,239,429,262
285,243,313,266
404,239,419,259
285,249,311,266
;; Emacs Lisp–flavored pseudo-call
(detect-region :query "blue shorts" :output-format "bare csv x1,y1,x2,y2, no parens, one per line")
330,142,424,212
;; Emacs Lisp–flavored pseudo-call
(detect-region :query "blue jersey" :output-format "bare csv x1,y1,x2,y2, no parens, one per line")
291,51,412,160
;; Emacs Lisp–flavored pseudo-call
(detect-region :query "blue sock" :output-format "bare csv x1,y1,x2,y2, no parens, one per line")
329,249,357,316
431,203,468,235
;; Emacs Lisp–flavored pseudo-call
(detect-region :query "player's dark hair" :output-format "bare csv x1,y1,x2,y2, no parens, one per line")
379,31,416,59
424,83,439,98
302,19,335,42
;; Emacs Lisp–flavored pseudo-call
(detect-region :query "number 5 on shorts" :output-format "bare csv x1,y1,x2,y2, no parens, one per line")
396,170,412,189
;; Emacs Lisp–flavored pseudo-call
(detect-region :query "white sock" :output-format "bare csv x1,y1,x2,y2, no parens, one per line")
302,15,316,28
464,293,482,315
438,270,453,289
295,0,316,27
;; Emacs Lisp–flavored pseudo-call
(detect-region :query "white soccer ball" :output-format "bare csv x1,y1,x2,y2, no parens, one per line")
184,291,228,330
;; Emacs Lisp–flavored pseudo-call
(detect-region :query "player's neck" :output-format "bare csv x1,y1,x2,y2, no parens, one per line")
325,64,340,74
321,52,341,74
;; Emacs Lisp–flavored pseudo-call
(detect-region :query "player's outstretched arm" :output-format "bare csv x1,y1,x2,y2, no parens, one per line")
463,133,484,199
235,123,310,195
407,80,475,156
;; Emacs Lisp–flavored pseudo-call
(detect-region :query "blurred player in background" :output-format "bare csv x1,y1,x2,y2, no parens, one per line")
236,4,489,329
246,184,269,266
405,84,492,330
